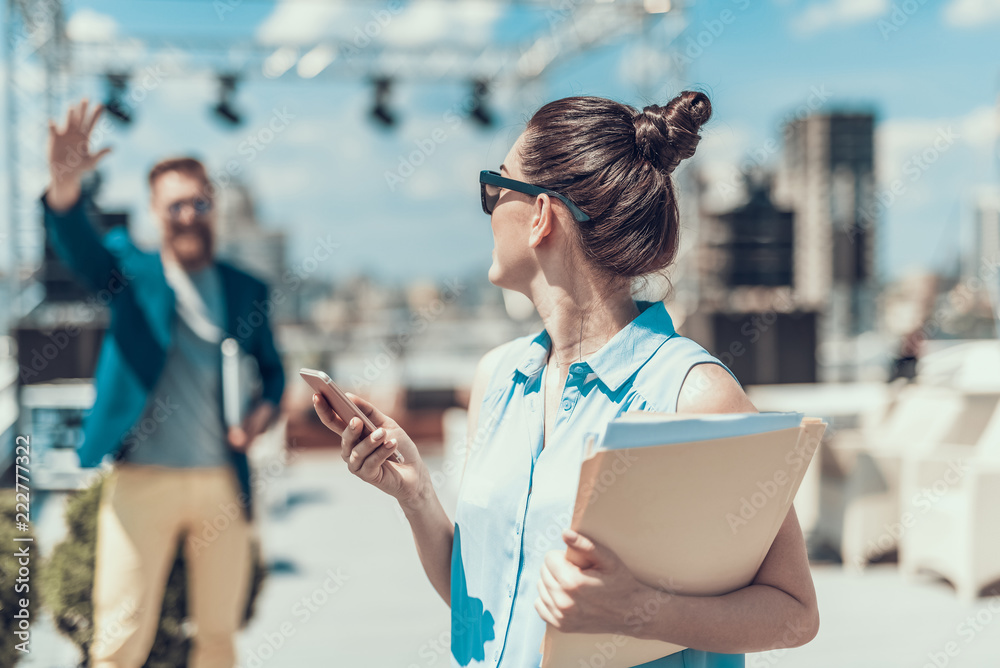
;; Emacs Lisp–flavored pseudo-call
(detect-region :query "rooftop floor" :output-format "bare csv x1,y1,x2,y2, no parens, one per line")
23,449,1000,668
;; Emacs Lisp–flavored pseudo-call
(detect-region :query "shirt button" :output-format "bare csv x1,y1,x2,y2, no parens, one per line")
562,399,573,411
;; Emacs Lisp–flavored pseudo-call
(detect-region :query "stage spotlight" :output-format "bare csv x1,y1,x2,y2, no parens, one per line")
213,74,242,126
370,77,396,128
469,79,494,127
104,73,132,124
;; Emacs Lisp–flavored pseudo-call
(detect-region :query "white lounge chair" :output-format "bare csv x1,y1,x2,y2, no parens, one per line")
898,399,1000,600
835,384,998,571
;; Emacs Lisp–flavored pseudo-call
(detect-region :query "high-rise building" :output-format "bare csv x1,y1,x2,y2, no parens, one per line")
776,112,877,342
970,191,1000,322
216,182,288,287
683,173,819,386
970,192,1000,273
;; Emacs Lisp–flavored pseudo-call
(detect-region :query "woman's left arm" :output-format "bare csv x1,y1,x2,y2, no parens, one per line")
535,363,820,653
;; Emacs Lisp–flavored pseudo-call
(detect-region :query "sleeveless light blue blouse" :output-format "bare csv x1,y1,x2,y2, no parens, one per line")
450,300,745,668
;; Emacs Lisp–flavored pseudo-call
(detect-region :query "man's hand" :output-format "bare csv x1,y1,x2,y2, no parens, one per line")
227,401,277,452
46,99,112,212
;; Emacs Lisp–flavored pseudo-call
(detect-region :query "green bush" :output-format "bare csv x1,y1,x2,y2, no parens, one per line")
40,474,266,667
0,492,39,667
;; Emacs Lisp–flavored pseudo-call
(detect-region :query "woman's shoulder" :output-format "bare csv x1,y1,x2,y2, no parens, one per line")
465,333,542,447
632,331,741,413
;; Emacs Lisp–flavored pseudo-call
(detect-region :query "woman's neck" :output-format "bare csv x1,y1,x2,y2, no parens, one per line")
530,280,640,368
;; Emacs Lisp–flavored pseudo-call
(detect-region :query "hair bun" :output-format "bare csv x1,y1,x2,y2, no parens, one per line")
633,90,712,174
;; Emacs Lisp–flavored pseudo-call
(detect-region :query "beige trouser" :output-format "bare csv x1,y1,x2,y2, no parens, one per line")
90,463,252,668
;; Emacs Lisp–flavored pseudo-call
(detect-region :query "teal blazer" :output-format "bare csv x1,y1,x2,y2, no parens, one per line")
41,194,285,517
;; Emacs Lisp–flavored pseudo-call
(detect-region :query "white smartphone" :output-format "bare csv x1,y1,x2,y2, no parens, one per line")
300,368,404,464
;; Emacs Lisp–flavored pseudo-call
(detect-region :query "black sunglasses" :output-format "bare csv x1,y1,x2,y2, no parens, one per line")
479,170,591,223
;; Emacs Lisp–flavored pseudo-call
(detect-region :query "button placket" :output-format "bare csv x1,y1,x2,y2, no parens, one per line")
498,488,531,662
559,364,585,415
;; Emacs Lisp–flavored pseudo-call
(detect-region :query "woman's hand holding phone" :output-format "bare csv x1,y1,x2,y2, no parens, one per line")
312,392,431,509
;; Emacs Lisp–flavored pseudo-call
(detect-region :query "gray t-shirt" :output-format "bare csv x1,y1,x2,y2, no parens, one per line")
123,261,230,468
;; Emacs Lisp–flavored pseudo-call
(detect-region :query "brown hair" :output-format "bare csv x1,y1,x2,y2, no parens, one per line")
147,157,211,192
518,91,711,279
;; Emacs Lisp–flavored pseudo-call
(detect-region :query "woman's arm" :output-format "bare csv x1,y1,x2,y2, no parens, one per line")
312,344,505,606
396,344,508,603
315,392,454,603
632,363,819,650
398,477,455,604
535,362,820,653
622,506,819,652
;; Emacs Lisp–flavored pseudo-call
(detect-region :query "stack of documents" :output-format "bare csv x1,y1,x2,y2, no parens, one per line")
541,412,827,668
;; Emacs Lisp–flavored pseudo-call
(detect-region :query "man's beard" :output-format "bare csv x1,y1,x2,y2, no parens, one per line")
169,225,214,266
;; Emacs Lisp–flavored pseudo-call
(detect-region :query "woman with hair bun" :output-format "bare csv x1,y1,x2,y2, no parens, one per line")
313,91,820,667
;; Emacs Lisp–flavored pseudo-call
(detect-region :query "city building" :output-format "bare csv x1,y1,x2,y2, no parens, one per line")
775,111,879,380
969,191,1000,324
216,182,288,288
684,173,819,385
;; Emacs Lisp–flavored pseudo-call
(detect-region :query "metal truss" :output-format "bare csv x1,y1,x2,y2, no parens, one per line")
2,0,687,329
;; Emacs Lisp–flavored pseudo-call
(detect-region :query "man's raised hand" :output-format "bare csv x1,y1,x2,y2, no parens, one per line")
46,99,112,211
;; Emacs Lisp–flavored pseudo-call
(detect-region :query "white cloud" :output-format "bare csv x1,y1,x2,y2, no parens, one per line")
155,76,217,115
791,0,889,34
66,9,118,42
256,1,349,45
381,0,502,47
256,0,501,47
944,0,1000,26
877,105,996,185
247,160,316,199
693,122,767,212
958,105,998,144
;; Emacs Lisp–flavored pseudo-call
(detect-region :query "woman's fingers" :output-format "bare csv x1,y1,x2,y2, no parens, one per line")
312,391,402,484
536,577,559,616
347,426,389,473
358,438,398,480
340,417,363,463
534,598,559,628
313,393,346,435
539,562,574,610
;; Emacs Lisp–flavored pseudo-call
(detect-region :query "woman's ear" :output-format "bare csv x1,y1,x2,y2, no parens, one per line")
527,193,554,249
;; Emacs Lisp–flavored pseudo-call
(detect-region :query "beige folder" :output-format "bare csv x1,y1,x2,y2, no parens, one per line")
541,414,827,668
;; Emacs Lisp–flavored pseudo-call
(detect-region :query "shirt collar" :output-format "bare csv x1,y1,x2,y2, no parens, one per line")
515,330,551,379
514,300,677,392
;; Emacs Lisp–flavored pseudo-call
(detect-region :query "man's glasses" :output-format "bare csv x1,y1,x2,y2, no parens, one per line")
479,170,591,223
167,197,213,218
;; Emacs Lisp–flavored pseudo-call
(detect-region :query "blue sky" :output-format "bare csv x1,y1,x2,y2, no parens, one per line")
8,0,1000,285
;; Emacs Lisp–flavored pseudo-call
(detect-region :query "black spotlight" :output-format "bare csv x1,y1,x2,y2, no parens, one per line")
104,73,132,124
213,74,242,126
370,77,396,128
469,79,493,127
